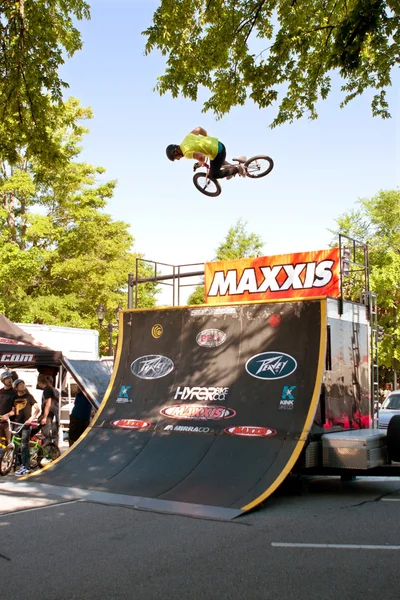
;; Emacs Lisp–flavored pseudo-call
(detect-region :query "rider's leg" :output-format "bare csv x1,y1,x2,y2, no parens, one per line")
210,143,239,179
20,426,31,469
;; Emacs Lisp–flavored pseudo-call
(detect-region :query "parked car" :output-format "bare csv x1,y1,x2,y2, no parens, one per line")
376,391,400,431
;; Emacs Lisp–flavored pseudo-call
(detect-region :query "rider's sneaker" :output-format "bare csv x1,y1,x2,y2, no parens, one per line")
237,164,246,177
15,466,30,477
40,458,53,466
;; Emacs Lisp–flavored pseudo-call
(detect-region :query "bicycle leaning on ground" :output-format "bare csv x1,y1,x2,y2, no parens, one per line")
0,420,61,476
193,154,274,197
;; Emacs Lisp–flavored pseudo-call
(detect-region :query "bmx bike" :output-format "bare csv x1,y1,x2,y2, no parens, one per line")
193,155,274,197
0,420,60,476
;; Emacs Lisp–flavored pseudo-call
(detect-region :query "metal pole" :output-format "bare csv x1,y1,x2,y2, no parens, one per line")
128,273,135,309
394,304,398,389
108,322,113,357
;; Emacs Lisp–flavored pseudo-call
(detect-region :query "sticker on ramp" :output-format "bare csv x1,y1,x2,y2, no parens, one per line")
110,419,152,430
245,352,297,380
224,426,276,437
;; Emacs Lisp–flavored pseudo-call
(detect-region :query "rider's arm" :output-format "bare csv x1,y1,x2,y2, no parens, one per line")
41,397,51,423
193,152,206,164
25,403,40,425
191,126,207,136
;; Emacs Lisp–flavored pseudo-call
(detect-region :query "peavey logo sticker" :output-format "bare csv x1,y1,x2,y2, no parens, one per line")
160,405,235,420
131,355,174,380
164,424,211,434
110,419,151,430
246,352,297,380
196,329,226,348
174,386,229,402
225,426,276,437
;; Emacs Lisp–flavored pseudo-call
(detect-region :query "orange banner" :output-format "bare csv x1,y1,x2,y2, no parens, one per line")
205,248,340,304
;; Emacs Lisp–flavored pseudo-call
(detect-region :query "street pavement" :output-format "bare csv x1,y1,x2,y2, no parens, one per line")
1,474,399,600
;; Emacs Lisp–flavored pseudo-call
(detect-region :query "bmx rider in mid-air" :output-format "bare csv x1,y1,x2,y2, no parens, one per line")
166,127,246,179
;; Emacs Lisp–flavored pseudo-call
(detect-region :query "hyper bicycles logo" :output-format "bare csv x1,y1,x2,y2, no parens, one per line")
207,260,335,296
246,352,297,380
224,426,276,438
131,355,174,380
164,425,211,434
160,405,236,420
174,386,229,402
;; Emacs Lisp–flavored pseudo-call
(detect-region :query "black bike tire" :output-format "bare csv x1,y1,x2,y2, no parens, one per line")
193,173,221,197
244,155,274,178
29,446,41,469
42,442,61,462
0,444,15,476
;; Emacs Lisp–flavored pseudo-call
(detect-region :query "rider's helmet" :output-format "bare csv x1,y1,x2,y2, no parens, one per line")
12,378,25,389
166,144,179,161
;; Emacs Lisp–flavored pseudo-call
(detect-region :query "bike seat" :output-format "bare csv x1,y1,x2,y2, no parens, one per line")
232,156,247,163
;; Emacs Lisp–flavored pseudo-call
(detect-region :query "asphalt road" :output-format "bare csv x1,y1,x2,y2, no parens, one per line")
1,475,399,600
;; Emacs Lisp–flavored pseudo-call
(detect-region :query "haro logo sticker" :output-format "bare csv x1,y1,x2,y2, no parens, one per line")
160,405,236,420
224,426,276,438
131,355,174,379
245,351,297,380
196,329,226,348
110,419,151,430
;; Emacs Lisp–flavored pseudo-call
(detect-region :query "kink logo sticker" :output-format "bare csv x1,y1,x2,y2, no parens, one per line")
245,352,297,380
279,385,296,410
131,355,174,379
151,324,163,339
196,329,226,348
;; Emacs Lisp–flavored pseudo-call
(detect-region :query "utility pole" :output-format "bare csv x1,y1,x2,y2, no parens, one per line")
394,303,398,389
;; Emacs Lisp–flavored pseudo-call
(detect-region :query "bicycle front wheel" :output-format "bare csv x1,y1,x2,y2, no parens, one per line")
1,444,15,476
193,173,221,197
245,156,274,178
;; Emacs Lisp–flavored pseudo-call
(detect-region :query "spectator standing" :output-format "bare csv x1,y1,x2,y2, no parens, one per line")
0,371,16,447
10,379,40,476
69,387,92,446
37,374,60,445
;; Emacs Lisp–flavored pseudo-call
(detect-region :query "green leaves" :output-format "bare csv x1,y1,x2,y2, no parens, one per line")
144,0,399,123
0,1,91,166
0,97,157,337
332,189,400,368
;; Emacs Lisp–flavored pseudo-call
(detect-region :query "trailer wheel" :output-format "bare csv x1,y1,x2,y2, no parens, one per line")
386,415,400,462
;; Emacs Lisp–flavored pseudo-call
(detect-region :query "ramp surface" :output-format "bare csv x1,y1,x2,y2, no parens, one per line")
31,300,326,519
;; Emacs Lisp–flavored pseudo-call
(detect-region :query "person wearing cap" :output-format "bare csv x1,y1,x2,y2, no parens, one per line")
0,371,16,448
9,379,40,476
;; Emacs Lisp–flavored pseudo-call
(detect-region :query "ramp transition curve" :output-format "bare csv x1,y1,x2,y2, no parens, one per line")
31,299,326,519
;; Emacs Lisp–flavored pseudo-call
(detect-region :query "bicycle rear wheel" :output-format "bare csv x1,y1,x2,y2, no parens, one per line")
193,173,221,197
41,442,61,463
245,156,274,178
1,444,15,476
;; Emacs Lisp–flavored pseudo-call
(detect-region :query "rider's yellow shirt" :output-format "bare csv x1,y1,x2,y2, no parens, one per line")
180,133,219,160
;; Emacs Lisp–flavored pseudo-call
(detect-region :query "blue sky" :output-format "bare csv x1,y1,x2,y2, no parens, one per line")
60,1,399,302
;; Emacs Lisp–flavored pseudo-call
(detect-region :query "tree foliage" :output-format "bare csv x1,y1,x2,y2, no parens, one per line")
0,0,90,165
331,189,400,370
0,98,157,350
187,218,264,304
144,0,399,124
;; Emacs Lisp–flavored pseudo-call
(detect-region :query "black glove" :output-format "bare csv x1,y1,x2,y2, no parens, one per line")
193,161,201,171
